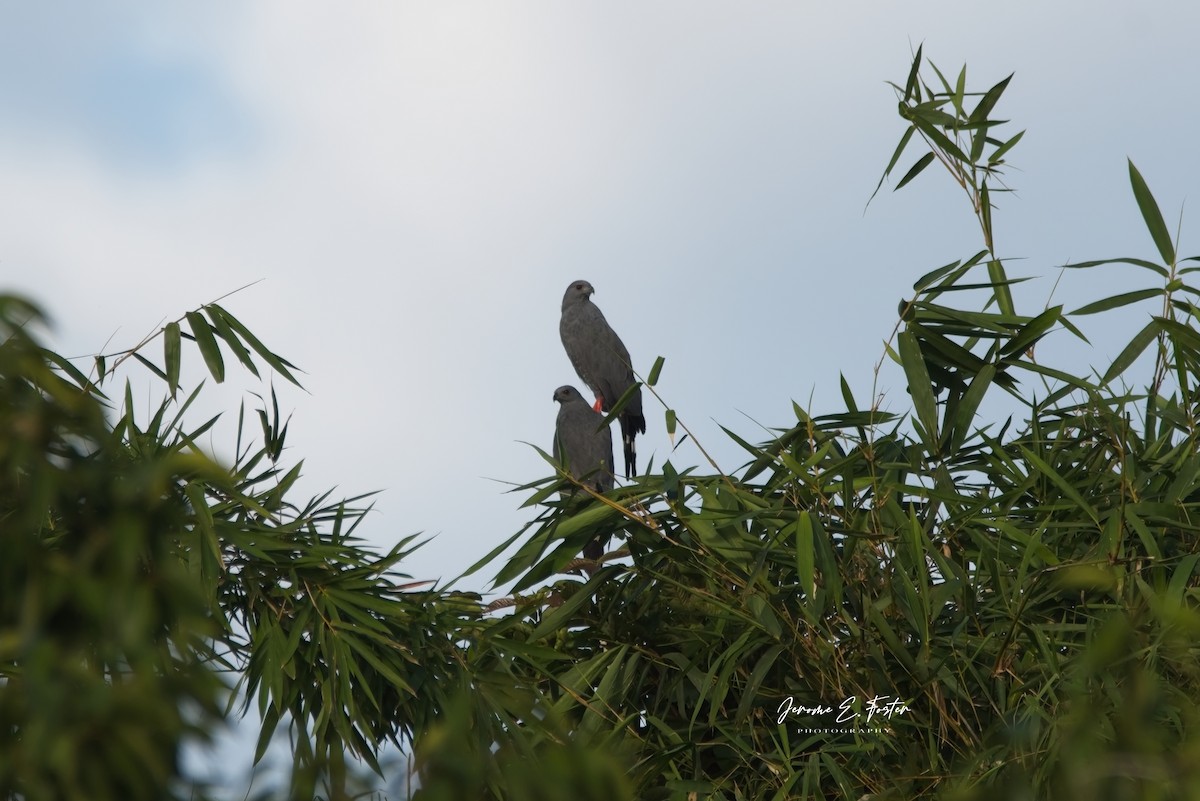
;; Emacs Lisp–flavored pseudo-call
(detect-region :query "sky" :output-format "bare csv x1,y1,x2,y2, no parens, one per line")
3,0,1200,789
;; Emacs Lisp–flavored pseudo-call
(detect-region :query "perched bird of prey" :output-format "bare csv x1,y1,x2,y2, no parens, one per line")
559,280,646,478
553,384,614,560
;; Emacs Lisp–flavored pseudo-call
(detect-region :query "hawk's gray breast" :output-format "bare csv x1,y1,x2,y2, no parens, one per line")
559,280,646,478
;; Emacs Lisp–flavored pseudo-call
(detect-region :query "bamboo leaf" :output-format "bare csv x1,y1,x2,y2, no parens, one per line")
1167,553,1200,606
912,258,964,293
898,330,939,448
1011,359,1092,389
205,305,259,377
254,704,280,764
32,353,95,400
602,381,643,428
839,373,858,413
912,115,969,163
529,575,610,641
969,73,1013,126
164,321,181,396
1159,316,1200,351
1063,257,1169,278
980,181,994,248
928,60,953,97
1102,320,1160,383
969,122,987,164
989,129,1025,165
1128,159,1176,265
1019,445,1100,526
1124,506,1164,560
186,311,225,384
987,258,1016,316
209,303,303,387
1071,288,1163,316
647,355,665,387
910,321,987,373
952,65,966,116
132,351,169,383
1001,305,1060,357
950,363,994,452
185,482,225,572
895,152,935,190
795,515,815,599
904,44,923,103
869,125,916,206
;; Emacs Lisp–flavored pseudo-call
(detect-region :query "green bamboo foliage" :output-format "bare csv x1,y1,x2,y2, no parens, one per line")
465,52,1200,800
0,294,497,800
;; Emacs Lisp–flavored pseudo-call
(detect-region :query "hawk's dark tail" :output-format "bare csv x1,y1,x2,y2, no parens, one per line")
619,410,647,478
583,535,606,561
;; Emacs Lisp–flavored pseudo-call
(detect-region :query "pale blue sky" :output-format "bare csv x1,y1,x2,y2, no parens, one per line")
3,2,1199,786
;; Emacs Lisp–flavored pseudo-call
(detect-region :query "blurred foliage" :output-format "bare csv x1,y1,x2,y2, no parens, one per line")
4,47,1200,801
0,296,224,801
0,294,489,799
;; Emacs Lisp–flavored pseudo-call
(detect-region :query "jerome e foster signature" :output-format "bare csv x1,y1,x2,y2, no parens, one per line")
776,695,910,726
